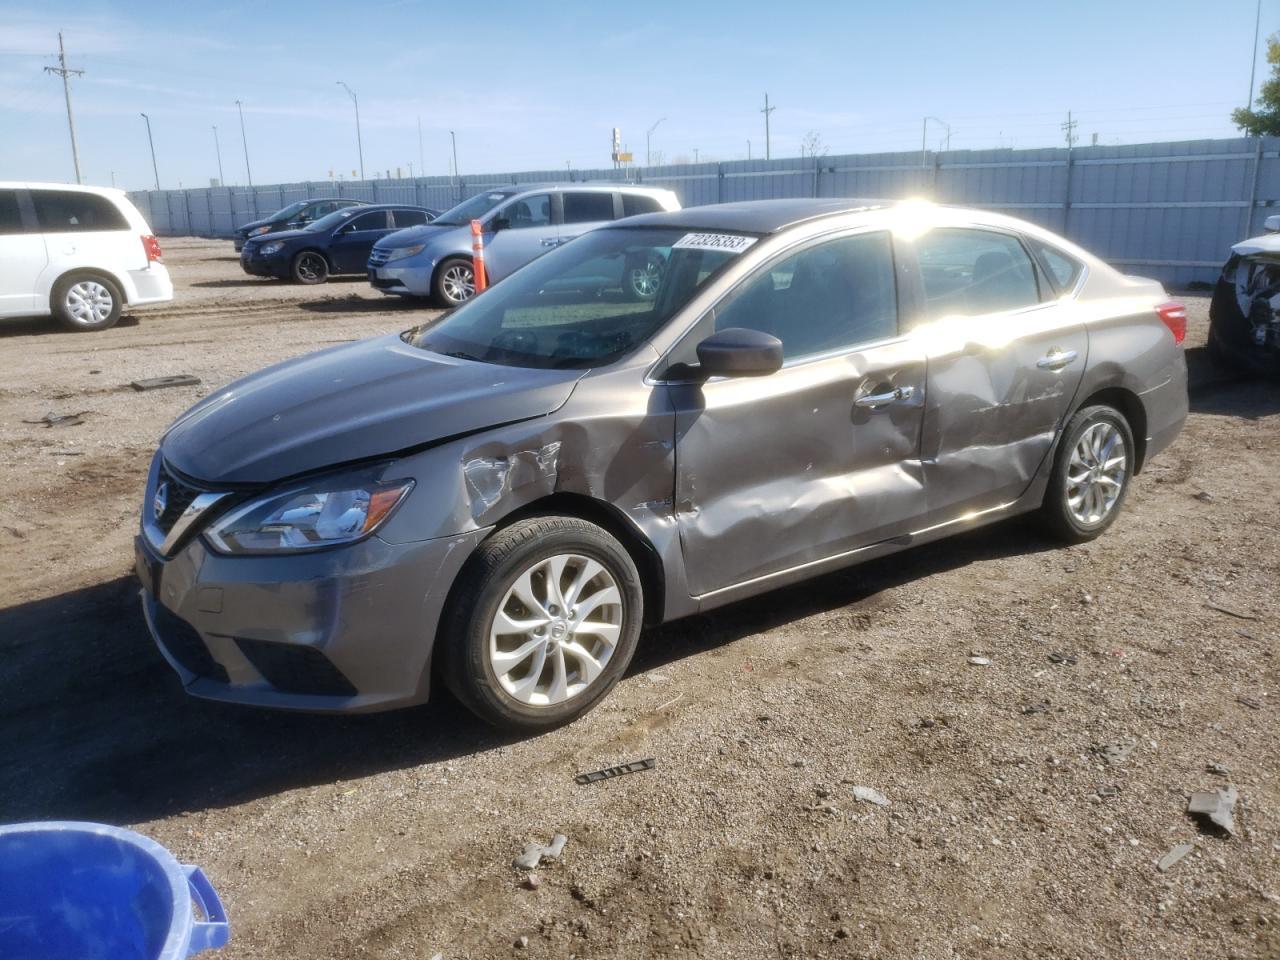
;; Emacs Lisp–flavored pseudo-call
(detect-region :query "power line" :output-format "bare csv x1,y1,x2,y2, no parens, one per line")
43,32,83,184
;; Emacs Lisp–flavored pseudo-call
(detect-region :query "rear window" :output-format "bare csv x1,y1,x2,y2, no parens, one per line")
622,194,662,217
563,192,615,224
0,189,24,235
31,190,129,233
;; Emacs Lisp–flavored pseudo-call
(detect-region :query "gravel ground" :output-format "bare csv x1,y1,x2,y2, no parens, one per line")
0,238,1277,960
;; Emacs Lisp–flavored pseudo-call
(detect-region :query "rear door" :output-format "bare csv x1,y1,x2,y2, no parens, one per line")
0,188,46,317
29,188,136,280
559,190,616,245
669,229,928,597
482,193,553,282
909,226,1088,523
327,209,393,273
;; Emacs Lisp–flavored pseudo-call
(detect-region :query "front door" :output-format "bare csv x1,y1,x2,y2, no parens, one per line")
483,193,554,283
0,189,45,318
669,230,928,597
328,210,393,273
909,226,1088,522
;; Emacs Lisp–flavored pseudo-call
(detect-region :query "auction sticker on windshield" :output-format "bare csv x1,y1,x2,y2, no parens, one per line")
672,233,758,253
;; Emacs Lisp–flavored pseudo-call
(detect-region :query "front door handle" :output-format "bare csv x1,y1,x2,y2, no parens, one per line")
855,384,915,410
1037,348,1079,370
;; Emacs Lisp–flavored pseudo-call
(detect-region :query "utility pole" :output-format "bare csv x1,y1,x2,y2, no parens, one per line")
234,100,253,186
417,114,425,178
1248,0,1263,108
921,116,950,170
1061,110,1078,148
336,81,364,180
694,147,699,164
44,32,84,184
212,125,225,186
760,94,775,160
140,113,159,190
747,139,752,160
646,117,666,167
450,130,460,198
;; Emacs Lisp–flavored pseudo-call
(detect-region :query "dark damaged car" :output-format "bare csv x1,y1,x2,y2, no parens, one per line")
1209,217,1280,374
136,199,1188,730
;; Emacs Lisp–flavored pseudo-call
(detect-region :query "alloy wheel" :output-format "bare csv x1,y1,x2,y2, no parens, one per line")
442,263,475,303
487,553,623,707
296,253,326,282
1065,421,1127,526
628,259,663,299
65,281,114,326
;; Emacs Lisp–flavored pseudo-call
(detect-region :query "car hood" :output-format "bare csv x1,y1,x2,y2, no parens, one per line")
1232,232,1280,258
236,217,274,235
245,226,313,245
372,222,458,248
161,333,585,485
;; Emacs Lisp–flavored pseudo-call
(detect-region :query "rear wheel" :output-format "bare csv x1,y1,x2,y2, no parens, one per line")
1040,404,1135,543
52,274,123,332
622,252,665,301
441,516,644,731
434,257,476,306
290,251,329,284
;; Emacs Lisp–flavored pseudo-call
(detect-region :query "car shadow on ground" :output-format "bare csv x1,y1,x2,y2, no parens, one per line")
1187,367,1280,418
188,277,367,289
298,296,433,314
0,518,1056,826
0,315,141,339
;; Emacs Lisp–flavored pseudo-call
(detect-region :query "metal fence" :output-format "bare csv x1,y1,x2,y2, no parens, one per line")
129,136,1280,286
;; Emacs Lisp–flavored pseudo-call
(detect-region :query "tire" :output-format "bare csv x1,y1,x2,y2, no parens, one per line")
434,257,476,307
622,252,665,302
1206,324,1238,371
441,516,644,731
1039,404,1136,543
290,250,329,285
51,273,124,332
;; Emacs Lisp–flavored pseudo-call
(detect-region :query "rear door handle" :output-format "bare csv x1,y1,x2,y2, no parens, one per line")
1037,349,1079,370
855,385,914,409
540,237,562,247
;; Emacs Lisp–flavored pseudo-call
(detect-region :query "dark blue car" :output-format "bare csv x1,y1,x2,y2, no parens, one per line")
240,204,439,284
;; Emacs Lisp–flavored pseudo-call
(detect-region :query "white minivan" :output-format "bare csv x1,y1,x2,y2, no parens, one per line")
0,182,173,331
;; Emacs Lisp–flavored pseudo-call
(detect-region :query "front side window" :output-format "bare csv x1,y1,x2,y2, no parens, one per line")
499,194,551,229
433,191,514,226
0,189,24,235
915,228,1040,317
406,227,745,369
270,201,310,223
563,192,615,224
30,190,128,233
305,201,338,219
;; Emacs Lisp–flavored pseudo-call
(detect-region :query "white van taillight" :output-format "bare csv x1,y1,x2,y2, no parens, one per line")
141,234,163,262
1155,301,1186,345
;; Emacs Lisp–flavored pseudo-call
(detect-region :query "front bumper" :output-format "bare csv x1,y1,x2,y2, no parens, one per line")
367,259,434,297
240,249,287,278
135,525,486,713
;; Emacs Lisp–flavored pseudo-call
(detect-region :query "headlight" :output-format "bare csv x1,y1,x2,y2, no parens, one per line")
258,241,284,255
249,225,272,236
205,471,414,555
383,243,426,262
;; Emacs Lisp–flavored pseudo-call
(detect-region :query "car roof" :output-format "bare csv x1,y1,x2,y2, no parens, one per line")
478,182,672,195
0,181,127,195
329,203,433,211
616,198,897,234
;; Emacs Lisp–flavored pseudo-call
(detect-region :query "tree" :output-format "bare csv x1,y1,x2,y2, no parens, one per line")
1234,33,1280,135
800,130,827,158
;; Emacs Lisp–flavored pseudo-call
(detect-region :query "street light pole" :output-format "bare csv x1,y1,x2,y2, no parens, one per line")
646,116,666,167
212,125,225,186
140,112,159,190
336,81,365,180
450,129,459,196
921,115,950,170
234,100,253,187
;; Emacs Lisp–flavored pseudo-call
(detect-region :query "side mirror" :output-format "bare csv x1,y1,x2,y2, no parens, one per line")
489,217,510,233
695,327,784,378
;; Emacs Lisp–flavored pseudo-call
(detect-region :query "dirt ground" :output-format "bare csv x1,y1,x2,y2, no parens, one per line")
1,238,1277,960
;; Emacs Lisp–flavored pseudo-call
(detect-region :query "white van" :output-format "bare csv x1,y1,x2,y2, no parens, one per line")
0,182,173,331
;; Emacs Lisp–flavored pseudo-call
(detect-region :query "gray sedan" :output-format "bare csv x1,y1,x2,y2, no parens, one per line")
136,198,1187,730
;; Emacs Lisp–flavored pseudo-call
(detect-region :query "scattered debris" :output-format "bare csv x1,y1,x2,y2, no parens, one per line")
513,834,567,870
653,692,684,712
1157,843,1195,872
1097,784,1122,799
1237,696,1262,710
48,450,83,456
523,873,541,890
23,411,89,428
850,785,890,807
574,758,656,786
1192,491,1214,502
515,934,529,949
1205,602,1259,621
1188,786,1238,836
1095,740,1137,764
130,374,202,391
1206,762,1230,777
1048,651,1078,665
1022,701,1051,715
967,655,992,666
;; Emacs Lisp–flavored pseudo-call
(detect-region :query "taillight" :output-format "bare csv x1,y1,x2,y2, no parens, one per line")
1156,301,1186,344
141,234,163,262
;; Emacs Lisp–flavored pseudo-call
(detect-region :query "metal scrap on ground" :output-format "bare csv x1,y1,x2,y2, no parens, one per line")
130,375,202,391
850,785,890,807
22,411,89,427
1157,843,1196,872
513,833,567,871
574,758,656,786
1187,786,1238,836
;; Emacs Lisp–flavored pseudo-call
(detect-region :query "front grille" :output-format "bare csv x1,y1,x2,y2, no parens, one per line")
152,604,229,683
235,638,357,697
368,248,391,267
155,463,202,536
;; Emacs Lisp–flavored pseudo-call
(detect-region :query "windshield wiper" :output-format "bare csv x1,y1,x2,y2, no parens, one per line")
441,349,486,362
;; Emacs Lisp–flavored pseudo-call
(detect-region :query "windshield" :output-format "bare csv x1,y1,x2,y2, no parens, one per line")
304,207,358,232
405,226,750,369
269,200,310,223
433,190,515,226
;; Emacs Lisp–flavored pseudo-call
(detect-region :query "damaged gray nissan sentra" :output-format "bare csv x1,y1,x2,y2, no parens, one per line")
1209,216,1280,374
136,198,1188,730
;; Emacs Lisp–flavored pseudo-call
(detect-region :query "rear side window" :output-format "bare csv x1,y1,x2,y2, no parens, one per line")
344,211,388,231
393,209,428,227
915,228,1039,317
31,190,129,233
1026,237,1083,293
622,194,662,217
563,192,615,224
0,189,24,235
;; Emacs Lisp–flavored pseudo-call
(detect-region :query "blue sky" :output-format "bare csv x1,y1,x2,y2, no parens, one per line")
0,0,1270,190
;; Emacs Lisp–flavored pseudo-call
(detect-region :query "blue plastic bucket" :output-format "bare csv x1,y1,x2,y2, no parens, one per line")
0,821,229,960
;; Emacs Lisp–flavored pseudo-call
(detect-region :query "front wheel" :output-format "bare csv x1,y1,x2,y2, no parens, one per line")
1040,404,1135,543
441,517,644,731
290,251,329,284
434,257,476,307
